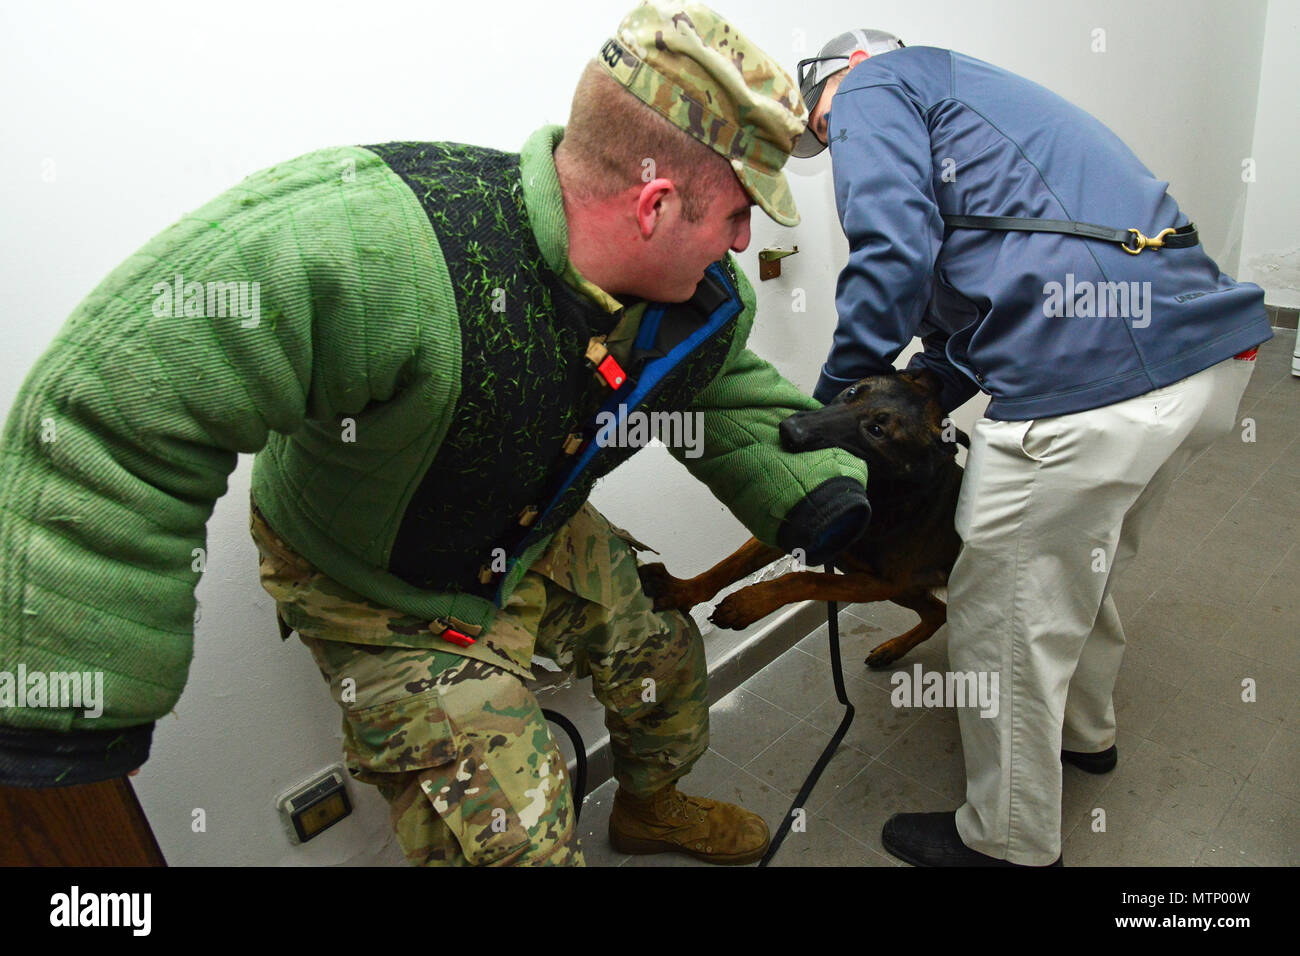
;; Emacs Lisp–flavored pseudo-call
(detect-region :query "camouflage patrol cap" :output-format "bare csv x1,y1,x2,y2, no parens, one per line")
597,1,806,226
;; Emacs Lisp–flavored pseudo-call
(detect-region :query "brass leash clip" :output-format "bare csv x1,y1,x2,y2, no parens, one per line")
1122,227,1176,255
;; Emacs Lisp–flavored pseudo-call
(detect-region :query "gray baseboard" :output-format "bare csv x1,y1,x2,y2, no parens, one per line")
1264,304,1298,330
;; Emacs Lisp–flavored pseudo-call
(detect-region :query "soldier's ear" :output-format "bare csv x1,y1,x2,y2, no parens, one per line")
636,178,677,237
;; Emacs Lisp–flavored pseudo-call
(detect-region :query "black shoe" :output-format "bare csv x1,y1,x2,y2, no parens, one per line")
1061,744,1117,774
881,812,1063,867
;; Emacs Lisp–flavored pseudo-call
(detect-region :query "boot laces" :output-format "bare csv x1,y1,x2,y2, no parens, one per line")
657,785,708,824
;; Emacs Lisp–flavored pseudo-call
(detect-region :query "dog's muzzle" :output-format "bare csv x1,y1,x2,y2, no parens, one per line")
779,413,818,453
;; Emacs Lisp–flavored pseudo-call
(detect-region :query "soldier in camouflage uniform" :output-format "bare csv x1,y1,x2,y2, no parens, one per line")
245,3,838,867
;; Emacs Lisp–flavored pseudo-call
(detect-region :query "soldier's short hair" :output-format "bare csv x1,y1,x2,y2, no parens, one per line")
558,60,739,223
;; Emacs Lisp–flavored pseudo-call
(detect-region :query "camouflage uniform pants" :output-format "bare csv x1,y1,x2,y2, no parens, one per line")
251,501,709,866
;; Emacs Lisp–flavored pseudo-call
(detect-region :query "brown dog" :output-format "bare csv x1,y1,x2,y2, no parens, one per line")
639,369,968,668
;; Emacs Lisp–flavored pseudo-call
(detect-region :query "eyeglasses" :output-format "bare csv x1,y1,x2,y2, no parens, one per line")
795,55,850,93
795,37,907,92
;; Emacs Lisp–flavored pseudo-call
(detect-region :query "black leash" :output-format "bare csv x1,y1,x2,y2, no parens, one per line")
942,214,1198,255
759,566,855,867
542,708,588,825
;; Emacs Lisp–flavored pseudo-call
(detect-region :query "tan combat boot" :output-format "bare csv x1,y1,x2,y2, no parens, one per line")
608,783,770,865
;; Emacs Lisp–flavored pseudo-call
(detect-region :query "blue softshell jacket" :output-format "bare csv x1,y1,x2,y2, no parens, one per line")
814,46,1273,419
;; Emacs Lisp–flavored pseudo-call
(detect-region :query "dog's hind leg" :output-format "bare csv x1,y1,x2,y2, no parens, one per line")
710,569,901,630
638,537,784,613
864,590,947,669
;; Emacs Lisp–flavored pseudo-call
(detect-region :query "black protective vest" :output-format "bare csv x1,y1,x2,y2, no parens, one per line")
365,142,742,601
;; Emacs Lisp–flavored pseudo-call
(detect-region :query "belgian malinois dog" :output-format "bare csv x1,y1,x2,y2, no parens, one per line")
639,369,969,668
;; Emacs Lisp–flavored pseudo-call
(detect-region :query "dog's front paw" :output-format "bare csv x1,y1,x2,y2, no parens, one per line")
637,562,694,612
709,593,762,630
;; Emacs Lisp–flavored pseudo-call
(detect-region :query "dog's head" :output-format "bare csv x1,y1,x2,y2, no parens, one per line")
780,369,970,481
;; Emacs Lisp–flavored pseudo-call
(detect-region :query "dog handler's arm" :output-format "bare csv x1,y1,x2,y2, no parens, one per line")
813,83,946,406
668,259,869,566
0,147,453,786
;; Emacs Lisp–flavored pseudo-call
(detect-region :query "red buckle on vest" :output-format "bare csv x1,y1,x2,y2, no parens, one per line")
596,355,627,389
441,627,475,647
1233,347,1258,361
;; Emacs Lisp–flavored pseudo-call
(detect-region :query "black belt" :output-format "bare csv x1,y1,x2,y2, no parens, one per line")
942,214,1199,255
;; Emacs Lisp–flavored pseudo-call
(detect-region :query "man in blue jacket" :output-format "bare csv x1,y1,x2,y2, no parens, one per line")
795,30,1272,866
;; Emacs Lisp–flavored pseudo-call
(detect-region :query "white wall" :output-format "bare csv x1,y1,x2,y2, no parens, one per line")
0,0,1270,864
1240,0,1300,308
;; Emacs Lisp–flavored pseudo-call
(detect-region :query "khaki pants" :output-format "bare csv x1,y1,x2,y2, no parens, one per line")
949,355,1255,865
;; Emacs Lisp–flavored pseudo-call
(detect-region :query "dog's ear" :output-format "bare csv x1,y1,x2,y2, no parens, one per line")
937,424,971,453
901,367,945,398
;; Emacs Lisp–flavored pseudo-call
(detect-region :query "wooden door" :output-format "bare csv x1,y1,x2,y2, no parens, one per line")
0,778,166,866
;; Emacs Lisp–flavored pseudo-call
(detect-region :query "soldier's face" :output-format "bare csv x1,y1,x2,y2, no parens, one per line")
647,173,753,302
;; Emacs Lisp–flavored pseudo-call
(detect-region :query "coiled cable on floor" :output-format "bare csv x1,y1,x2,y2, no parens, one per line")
759,566,854,867
542,708,588,824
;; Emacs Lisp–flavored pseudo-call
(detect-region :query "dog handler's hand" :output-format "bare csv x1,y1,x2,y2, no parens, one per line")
776,477,871,566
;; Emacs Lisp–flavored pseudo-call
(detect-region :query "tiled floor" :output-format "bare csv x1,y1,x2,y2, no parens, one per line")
578,332,1300,867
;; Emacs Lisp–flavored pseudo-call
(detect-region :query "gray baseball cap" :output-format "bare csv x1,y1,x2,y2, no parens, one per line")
793,29,905,157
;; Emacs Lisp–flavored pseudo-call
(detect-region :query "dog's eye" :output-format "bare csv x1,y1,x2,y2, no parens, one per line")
866,424,885,438
844,386,858,400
